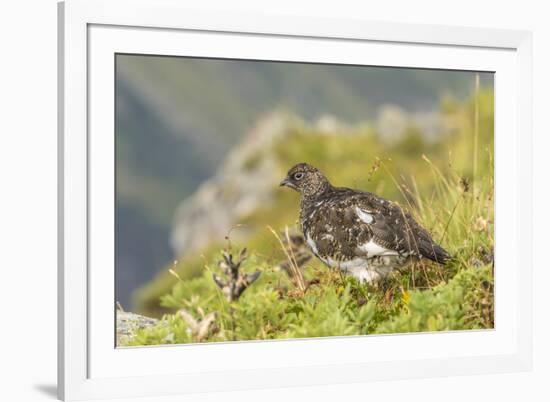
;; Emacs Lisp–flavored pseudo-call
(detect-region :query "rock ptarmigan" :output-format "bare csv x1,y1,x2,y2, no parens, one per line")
280,163,450,283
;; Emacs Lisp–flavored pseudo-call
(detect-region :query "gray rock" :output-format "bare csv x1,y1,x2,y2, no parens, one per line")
116,311,158,346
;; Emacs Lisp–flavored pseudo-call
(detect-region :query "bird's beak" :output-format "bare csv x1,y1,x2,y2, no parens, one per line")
279,177,295,188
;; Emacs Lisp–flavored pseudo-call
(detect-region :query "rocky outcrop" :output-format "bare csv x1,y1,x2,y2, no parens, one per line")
116,311,159,346
170,112,292,257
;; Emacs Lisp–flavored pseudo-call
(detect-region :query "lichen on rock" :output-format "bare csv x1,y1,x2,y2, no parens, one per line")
116,311,159,346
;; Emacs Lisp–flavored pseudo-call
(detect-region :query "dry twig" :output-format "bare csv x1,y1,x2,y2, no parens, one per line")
212,248,261,302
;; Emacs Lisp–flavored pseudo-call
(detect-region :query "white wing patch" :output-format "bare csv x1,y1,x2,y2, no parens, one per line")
355,206,374,224
358,240,399,257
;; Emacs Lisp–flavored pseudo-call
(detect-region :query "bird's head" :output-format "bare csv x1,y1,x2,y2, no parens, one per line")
280,163,331,198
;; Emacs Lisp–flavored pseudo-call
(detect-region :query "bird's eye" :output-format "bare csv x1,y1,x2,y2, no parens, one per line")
293,172,304,180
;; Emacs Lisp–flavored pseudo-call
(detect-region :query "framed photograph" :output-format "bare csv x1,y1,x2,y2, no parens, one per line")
58,0,533,400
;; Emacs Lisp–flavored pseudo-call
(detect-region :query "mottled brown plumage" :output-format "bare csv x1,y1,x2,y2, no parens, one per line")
280,163,450,283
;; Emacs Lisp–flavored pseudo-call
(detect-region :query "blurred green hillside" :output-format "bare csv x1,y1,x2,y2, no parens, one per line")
115,55,493,309
132,87,494,334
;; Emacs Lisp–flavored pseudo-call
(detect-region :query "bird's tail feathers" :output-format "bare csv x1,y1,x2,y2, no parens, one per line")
422,242,451,265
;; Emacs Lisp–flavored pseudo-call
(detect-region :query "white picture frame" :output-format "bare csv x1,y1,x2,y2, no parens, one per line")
58,0,533,400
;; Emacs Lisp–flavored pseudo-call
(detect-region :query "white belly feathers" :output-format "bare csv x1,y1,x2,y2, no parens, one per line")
305,232,402,283
358,240,399,257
